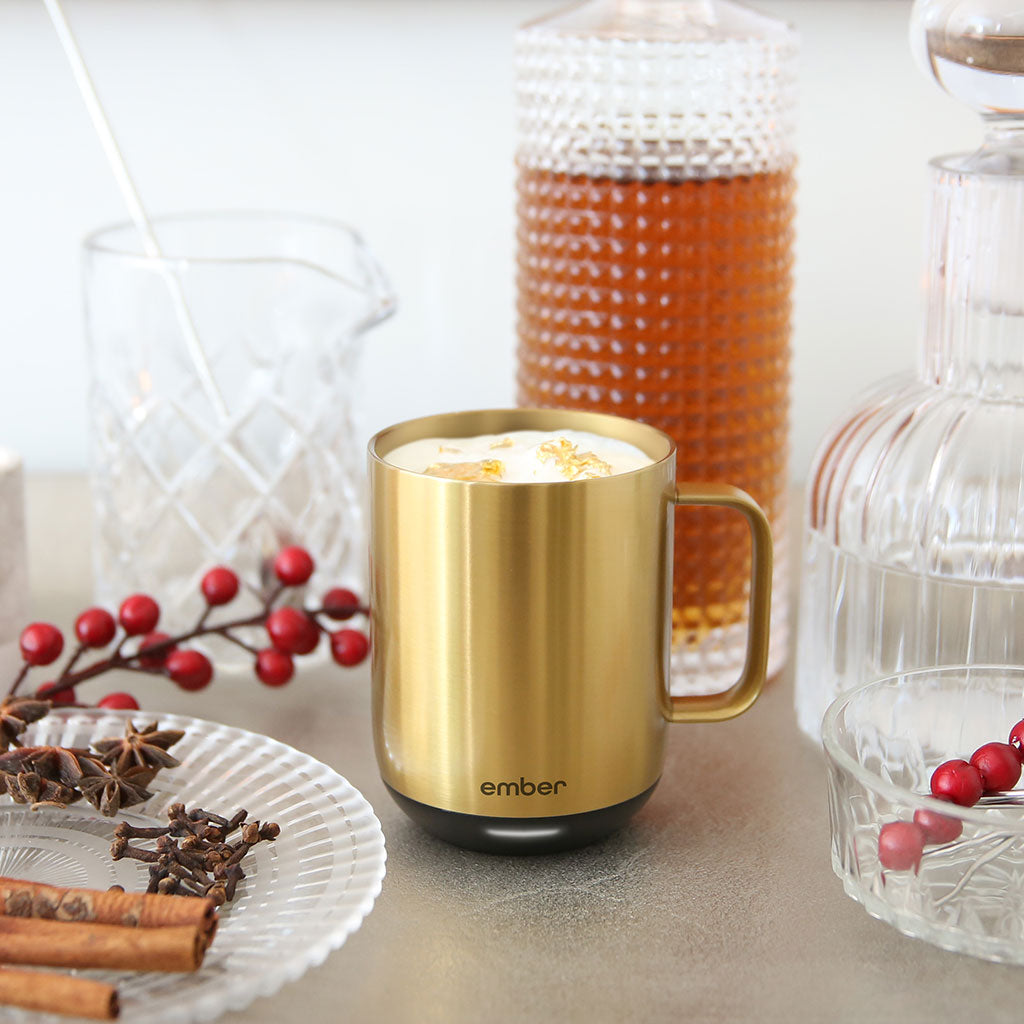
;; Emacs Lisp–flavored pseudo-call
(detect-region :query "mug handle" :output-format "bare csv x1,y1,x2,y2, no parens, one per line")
663,483,773,724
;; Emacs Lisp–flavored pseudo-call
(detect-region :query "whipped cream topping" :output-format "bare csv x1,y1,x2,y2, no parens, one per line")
384,429,653,482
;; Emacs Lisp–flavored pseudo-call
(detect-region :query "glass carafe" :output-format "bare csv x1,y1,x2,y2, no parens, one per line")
796,1,1024,738
514,0,798,694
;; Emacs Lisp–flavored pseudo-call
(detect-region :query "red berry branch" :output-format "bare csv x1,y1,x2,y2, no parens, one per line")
7,545,370,713
877,719,1024,873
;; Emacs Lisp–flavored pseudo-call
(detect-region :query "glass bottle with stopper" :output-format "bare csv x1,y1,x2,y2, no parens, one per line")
515,0,798,695
796,0,1024,738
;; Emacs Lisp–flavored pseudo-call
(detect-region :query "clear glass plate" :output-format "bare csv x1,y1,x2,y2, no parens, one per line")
0,708,386,1022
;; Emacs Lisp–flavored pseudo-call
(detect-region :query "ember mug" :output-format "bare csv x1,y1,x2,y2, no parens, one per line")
369,409,771,854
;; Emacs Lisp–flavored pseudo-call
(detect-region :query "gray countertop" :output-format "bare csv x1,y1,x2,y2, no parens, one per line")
23,477,1024,1023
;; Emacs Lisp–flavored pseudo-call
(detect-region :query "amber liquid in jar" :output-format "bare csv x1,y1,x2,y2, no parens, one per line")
516,167,794,650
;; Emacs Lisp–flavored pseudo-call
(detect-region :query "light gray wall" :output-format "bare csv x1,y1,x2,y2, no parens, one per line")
0,0,976,477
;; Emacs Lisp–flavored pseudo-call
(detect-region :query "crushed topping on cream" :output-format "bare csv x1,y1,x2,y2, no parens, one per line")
424,459,505,481
387,429,652,482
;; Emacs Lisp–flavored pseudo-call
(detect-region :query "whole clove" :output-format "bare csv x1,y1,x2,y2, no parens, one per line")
115,822,170,841
109,838,160,864
110,805,279,908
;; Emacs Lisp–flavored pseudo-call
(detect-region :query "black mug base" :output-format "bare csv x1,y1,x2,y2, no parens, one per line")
385,781,658,855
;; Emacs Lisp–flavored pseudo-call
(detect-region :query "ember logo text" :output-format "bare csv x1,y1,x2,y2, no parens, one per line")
480,778,567,796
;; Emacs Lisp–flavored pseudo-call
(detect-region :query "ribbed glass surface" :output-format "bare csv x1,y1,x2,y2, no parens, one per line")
797,1,1024,737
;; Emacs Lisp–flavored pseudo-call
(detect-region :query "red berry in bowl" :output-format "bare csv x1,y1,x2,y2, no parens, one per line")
970,742,1022,793
118,594,160,636
913,803,964,845
878,821,926,871
931,759,984,806
255,648,294,687
74,608,117,648
330,629,369,667
98,692,140,711
166,649,213,691
323,587,360,621
266,607,319,655
201,566,239,606
1009,719,1024,760
19,623,64,666
273,546,315,586
137,632,175,670
37,681,75,705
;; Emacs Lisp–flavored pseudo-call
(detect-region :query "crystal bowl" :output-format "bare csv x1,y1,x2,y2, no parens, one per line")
823,666,1024,964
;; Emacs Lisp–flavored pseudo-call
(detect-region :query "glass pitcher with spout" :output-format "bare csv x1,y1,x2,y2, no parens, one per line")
84,212,395,635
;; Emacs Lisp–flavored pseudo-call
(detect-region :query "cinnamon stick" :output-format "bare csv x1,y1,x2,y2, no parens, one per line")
0,877,215,934
0,917,205,972
0,966,118,1019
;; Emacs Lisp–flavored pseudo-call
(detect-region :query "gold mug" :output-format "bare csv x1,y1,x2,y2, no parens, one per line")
369,409,772,853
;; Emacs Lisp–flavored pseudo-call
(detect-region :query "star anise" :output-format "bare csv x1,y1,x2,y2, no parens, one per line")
92,721,185,774
0,698,52,752
1,770,81,809
0,745,100,787
0,745,118,811
77,765,157,817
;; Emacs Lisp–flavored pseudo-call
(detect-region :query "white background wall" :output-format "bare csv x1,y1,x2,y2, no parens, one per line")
0,0,976,479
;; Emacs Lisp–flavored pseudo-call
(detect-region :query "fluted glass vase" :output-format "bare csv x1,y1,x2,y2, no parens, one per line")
797,0,1024,738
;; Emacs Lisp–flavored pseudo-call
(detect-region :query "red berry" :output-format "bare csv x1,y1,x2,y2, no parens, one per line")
119,594,160,636
19,623,64,666
970,742,1022,793
37,681,75,705
266,607,320,655
323,587,360,621
273,546,315,586
255,648,294,687
878,821,926,872
74,608,117,648
931,759,984,807
330,629,369,667
913,803,964,845
166,649,213,691
137,632,175,670
201,566,239,606
98,692,140,711
1009,719,1024,760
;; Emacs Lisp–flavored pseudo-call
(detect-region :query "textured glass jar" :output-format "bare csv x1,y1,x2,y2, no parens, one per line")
515,0,798,695
796,0,1024,739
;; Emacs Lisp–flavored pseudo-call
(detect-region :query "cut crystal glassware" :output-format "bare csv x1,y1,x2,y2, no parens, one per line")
824,665,1024,964
84,212,395,638
0,708,386,1023
514,0,797,695
796,0,1024,738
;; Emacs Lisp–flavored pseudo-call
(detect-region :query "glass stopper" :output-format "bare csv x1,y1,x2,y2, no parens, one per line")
911,0,1024,119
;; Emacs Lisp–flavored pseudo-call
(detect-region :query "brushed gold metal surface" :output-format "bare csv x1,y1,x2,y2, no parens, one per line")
665,484,773,723
369,410,772,818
